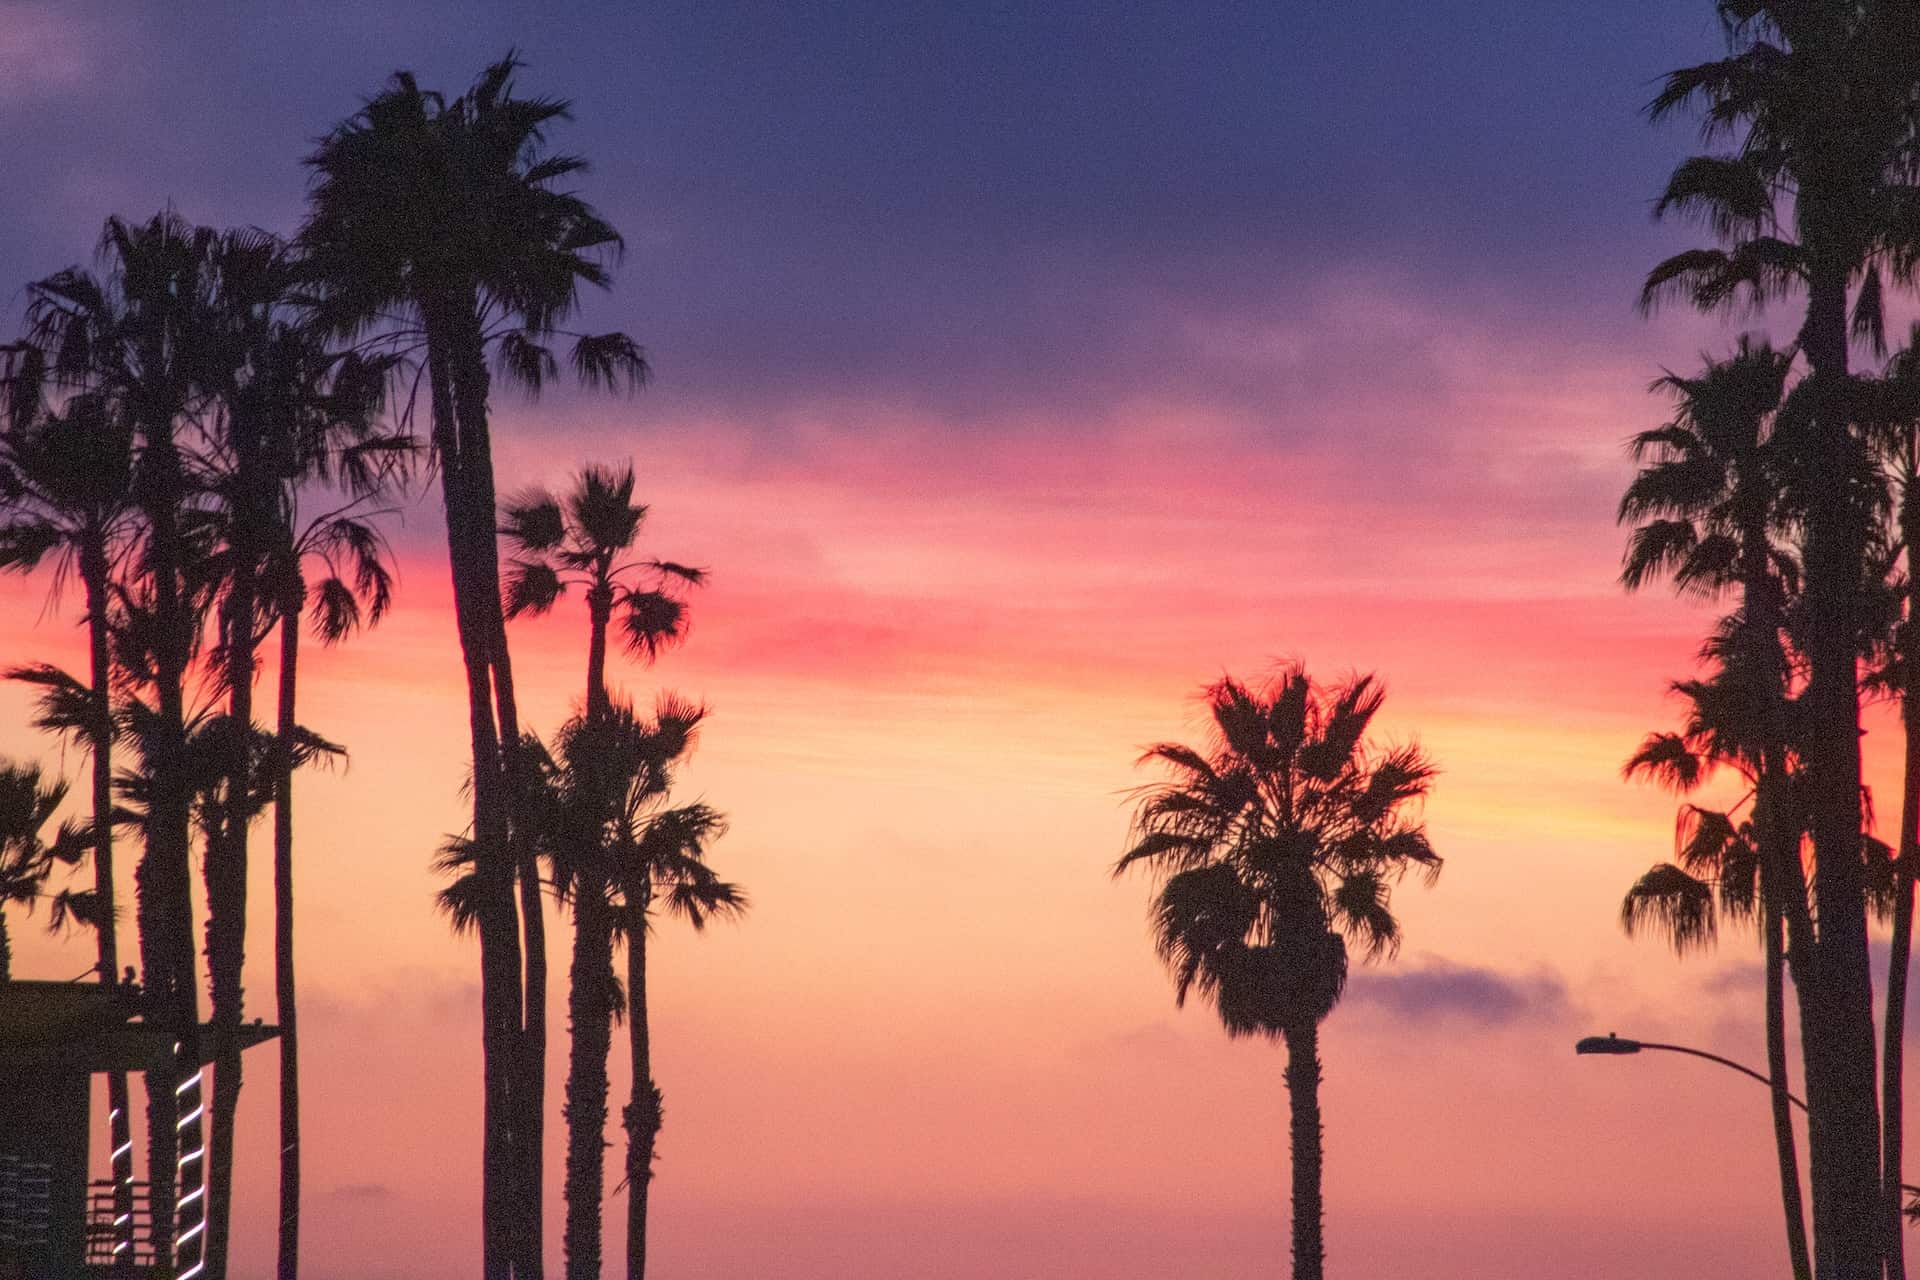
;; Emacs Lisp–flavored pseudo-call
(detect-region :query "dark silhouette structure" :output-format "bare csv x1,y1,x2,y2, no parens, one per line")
0,980,275,1278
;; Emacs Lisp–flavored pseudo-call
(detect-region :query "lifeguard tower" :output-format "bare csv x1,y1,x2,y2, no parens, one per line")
0,979,275,1278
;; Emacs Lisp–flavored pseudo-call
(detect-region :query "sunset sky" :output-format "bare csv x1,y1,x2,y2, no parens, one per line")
0,3,1891,1276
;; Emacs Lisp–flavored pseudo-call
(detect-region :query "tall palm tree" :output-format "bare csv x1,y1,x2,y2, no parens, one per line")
0,759,70,982
500,465,701,1279
0,371,141,1255
26,211,227,1273
1616,340,1811,1277
257,433,402,1280
1644,11,1920,1269
186,228,406,1280
1115,668,1440,1280
303,59,649,1275
1865,330,1920,1279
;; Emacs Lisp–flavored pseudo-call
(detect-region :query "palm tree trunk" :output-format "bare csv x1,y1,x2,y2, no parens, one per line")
205,557,258,1280
622,906,660,1280
1799,247,1882,1280
563,880,614,1280
1884,469,1920,1280
1283,1021,1324,1280
427,322,522,1280
1766,896,1813,1280
144,441,205,1279
275,606,302,1280
586,590,612,721
83,546,137,1272
448,294,545,1280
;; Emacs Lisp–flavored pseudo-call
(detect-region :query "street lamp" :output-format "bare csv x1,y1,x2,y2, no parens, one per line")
1576,1029,1812,1280
1574,1033,1805,1107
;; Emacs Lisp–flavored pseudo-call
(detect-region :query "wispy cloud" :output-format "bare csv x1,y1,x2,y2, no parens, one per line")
1346,956,1572,1027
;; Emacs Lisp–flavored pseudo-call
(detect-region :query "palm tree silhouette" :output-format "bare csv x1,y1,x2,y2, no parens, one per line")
436,701,736,1280
191,228,405,1280
1865,330,1920,1278
1616,340,1811,1278
1116,668,1439,1280
502,463,705,721
595,702,736,1280
303,58,649,1273
1644,11,1920,1267
499,464,702,1279
0,371,142,1256
255,403,401,1280
25,211,227,1271
1620,671,1811,1279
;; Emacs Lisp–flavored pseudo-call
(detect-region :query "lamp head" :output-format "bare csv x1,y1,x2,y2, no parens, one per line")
1575,1033,1643,1056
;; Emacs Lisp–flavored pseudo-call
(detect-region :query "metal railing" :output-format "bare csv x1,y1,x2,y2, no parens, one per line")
84,1178,156,1269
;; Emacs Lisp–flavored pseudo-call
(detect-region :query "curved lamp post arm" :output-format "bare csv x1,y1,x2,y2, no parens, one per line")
1576,1032,1920,1197
1631,1040,1807,1110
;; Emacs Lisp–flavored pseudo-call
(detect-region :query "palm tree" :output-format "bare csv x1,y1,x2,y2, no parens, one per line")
257,430,402,1280
0,370,141,1255
0,759,70,982
303,59,649,1274
193,228,405,1280
1865,330,1920,1279
499,465,701,1279
436,704,736,1280
1115,668,1440,1280
599,703,736,1280
26,211,228,1272
502,463,705,721
1619,669,1810,1280
1616,341,1811,1277
1644,11,1920,1268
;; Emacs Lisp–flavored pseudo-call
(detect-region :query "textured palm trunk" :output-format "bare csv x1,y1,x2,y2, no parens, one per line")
275,605,302,1280
448,297,545,1280
205,550,258,1280
563,880,614,1280
83,543,137,1272
143,436,204,1279
585,587,612,720
563,587,619,1277
426,320,523,1280
1738,494,1813,1280
1798,248,1881,1280
1283,1022,1324,1280
1764,888,1813,1280
1884,468,1920,1280
622,902,660,1280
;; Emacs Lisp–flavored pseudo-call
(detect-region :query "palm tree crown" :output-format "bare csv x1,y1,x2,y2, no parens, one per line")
1117,668,1439,1037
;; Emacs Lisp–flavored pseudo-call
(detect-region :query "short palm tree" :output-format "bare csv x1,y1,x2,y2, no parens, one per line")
304,61,650,1272
1117,668,1439,1280
1619,666,1809,1279
437,700,736,1280
598,701,737,1280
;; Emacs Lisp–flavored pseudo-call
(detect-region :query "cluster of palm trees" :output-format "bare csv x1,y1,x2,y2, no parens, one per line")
1112,7,1920,1280
0,55,738,1280
1609,4,1920,1279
